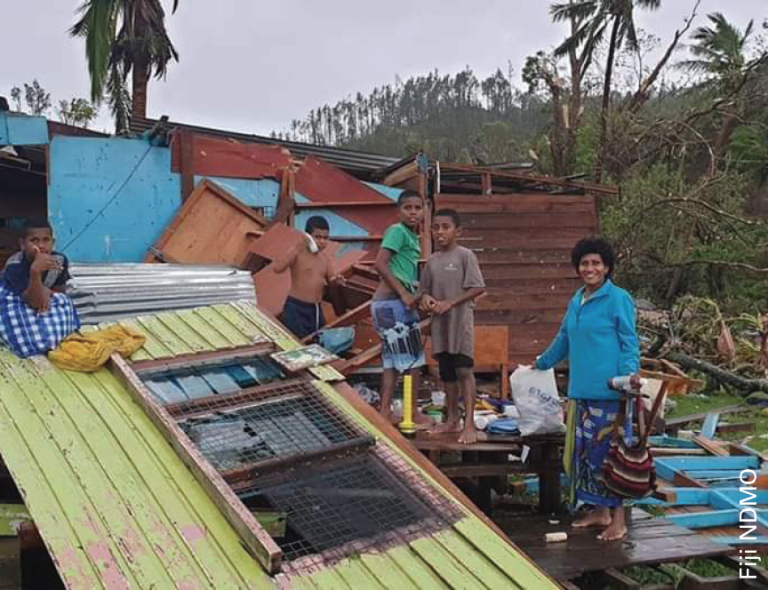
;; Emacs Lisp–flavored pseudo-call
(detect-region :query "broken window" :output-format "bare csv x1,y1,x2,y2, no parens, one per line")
126,350,461,573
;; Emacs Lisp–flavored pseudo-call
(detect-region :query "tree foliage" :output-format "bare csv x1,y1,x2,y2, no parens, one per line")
70,0,180,130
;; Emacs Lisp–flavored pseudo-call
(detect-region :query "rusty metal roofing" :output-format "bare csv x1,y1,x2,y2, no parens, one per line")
131,116,400,178
0,301,556,589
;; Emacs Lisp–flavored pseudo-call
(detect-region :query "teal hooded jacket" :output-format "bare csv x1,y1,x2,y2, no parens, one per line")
534,279,639,401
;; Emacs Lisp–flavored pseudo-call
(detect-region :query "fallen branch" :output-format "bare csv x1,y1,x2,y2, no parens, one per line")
632,252,768,275
663,351,768,394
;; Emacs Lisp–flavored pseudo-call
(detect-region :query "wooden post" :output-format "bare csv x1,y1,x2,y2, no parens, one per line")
538,441,562,514
178,131,196,203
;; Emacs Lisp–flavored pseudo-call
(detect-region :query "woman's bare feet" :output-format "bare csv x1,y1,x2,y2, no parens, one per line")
598,508,628,541
572,508,611,528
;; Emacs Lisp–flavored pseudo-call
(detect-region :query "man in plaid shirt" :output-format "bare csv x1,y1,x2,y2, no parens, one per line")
0,219,80,358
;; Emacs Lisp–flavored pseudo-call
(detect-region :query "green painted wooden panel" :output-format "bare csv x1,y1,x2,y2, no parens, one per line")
190,307,252,347
0,352,269,588
136,315,195,356
434,530,519,589
116,318,168,360
0,356,138,587
0,395,103,587
454,519,558,590
10,359,188,587
359,551,423,589
383,546,449,589
0,504,30,537
304,567,352,589
410,535,487,589
92,369,266,586
333,557,385,589
172,309,233,349
211,304,270,343
154,313,215,353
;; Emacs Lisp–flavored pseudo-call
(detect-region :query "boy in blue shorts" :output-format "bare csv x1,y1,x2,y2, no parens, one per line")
372,190,425,422
0,219,80,358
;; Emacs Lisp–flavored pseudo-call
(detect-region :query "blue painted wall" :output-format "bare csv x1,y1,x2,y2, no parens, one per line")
49,136,180,262
0,111,48,146
194,176,280,218
47,135,392,263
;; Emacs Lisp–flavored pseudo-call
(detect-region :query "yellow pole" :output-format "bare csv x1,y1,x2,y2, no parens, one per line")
399,374,416,436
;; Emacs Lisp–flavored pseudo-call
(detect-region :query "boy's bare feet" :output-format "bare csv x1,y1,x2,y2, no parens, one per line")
573,508,612,528
428,420,462,435
458,425,486,444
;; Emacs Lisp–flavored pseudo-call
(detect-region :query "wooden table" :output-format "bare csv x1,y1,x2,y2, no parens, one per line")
410,432,565,514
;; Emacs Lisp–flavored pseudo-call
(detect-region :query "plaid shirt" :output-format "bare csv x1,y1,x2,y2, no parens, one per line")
0,285,80,358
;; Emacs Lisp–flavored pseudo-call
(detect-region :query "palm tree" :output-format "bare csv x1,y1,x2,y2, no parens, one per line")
551,0,662,182
70,0,180,132
681,13,756,154
680,12,754,93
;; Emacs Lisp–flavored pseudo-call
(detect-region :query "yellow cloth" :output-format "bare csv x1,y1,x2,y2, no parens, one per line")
48,325,146,373
563,399,577,507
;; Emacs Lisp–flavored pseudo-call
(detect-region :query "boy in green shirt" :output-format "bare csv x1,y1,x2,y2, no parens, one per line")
372,190,425,422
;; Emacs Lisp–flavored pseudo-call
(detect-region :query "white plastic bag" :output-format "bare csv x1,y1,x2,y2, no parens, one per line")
509,366,564,436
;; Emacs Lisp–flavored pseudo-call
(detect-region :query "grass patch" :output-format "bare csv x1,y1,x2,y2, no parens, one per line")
665,392,768,452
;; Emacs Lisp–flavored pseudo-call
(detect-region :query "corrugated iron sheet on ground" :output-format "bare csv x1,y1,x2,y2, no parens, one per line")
69,263,256,324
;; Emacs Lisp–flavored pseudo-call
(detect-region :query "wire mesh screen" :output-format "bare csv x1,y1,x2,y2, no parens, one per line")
243,446,463,570
177,380,367,472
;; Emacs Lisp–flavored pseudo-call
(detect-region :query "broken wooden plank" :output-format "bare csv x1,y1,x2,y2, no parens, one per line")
693,435,729,457
701,413,720,439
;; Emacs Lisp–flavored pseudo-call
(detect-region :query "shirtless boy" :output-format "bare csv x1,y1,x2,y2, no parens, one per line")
274,216,338,339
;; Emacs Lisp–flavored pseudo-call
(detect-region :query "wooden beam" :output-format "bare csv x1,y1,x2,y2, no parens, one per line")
225,437,375,489
295,201,395,209
179,130,195,202
693,435,729,457
109,354,283,574
665,406,746,429
131,342,275,377
382,160,419,187
481,173,492,196
438,163,619,195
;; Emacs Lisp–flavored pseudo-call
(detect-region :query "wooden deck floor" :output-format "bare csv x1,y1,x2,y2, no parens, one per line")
497,508,730,581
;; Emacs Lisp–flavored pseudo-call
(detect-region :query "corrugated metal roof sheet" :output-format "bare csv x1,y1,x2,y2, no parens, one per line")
0,301,556,589
69,263,256,325
131,116,400,178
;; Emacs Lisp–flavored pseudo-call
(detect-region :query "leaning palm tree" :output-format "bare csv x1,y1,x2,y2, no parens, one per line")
681,13,756,154
70,0,180,132
680,12,754,93
551,0,662,182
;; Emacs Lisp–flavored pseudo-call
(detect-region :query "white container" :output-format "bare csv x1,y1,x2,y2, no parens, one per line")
503,405,519,418
431,391,446,407
475,414,499,431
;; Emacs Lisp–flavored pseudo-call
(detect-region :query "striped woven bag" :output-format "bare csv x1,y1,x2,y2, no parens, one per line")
601,382,668,499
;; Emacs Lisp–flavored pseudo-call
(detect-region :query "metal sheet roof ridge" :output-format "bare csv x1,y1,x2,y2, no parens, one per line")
131,116,401,171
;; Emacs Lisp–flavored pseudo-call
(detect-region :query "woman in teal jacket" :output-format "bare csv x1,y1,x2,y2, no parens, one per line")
535,237,639,541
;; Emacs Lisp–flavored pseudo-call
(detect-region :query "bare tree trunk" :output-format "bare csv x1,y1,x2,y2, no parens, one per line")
594,15,621,185
132,55,149,122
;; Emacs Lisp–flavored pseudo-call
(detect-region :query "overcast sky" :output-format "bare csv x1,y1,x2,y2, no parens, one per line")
2,1,764,136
